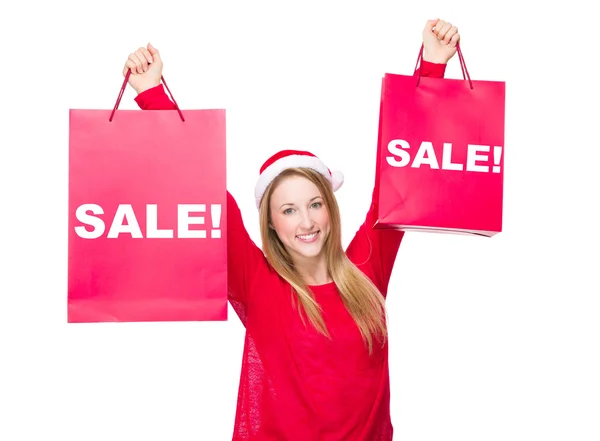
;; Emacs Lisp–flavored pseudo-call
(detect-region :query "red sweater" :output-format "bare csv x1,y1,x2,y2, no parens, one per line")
135,61,445,441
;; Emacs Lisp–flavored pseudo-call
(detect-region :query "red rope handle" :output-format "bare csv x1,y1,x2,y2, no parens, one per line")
414,43,473,89
109,70,185,121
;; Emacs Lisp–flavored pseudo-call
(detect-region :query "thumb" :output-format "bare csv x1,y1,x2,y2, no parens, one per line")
424,18,439,32
147,42,161,62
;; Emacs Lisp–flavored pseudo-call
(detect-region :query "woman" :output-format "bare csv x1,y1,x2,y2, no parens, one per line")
124,18,460,441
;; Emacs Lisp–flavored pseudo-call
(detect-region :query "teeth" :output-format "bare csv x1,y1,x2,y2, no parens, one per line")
297,232,317,240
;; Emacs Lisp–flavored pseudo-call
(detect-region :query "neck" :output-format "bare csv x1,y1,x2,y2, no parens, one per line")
293,254,331,286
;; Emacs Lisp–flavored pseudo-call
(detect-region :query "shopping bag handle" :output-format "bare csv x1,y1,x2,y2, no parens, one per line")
109,69,185,122
414,43,473,89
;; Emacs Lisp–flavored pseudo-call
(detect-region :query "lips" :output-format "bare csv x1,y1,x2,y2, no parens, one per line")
296,231,320,242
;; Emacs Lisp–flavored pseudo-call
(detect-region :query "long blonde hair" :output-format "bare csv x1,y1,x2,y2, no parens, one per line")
259,168,387,353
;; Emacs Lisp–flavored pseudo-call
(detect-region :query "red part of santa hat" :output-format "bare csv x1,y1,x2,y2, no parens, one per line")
254,150,344,208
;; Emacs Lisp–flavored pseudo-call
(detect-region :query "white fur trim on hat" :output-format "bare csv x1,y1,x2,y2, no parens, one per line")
254,154,344,208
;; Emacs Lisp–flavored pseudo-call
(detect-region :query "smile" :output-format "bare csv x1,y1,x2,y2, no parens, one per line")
296,231,320,242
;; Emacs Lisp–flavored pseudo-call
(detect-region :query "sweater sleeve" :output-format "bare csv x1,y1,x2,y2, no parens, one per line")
225,192,272,324
134,84,178,110
346,60,446,297
415,59,447,77
134,85,271,324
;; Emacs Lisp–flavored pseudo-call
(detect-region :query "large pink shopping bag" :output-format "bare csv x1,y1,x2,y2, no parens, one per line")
68,73,227,322
375,45,505,237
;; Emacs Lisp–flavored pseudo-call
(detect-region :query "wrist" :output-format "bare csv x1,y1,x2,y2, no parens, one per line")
135,81,161,95
422,49,449,65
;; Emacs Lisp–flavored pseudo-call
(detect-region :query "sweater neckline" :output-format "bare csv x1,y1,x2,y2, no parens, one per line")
307,281,337,292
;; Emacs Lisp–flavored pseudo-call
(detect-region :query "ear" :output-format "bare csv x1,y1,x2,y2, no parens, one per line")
268,223,275,230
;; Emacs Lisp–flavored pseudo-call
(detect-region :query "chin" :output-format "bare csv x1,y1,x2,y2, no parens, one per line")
296,248,325,259
293,242,327,260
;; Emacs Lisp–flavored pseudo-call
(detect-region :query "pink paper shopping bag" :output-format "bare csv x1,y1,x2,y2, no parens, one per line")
68,73,227,322
375,45,506,237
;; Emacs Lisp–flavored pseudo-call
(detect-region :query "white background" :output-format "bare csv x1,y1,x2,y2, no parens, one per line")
1,1,599,440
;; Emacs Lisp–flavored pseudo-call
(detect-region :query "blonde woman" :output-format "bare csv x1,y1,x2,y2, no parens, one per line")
123,18,460,441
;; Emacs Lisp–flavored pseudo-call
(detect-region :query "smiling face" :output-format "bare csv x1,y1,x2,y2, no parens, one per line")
268,174,331,264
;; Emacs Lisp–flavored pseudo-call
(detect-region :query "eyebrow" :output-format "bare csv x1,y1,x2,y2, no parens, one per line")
279,196,323,210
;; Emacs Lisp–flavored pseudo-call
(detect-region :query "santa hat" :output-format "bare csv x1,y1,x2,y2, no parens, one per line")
254,149,344,208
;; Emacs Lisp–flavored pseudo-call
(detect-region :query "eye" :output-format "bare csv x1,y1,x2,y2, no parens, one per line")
283,208,295,215
310,202,322,209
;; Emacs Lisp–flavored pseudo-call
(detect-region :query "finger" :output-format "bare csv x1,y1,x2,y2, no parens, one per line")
147,42,161,61
448,32,460,48
443,26,458,44
139,46,153,65
437,22,453,42
128,53,144,74
124,59,138,75
127,54,141,74
433,20,446,38
135,48,149,72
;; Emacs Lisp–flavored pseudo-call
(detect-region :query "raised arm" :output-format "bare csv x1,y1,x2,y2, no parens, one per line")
347,19,460,296
123,44,271,324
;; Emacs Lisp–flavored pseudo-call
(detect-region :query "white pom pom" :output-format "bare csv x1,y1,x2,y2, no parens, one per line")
331,170,344,192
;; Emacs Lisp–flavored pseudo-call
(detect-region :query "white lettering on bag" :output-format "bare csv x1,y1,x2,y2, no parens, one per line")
386,140,503,173
74,204,222,239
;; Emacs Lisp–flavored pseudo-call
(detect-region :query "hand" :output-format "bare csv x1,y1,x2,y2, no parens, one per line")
122,43,163,94
422,19,460,64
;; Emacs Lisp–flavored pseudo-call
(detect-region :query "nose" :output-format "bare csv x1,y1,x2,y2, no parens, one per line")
298,209,314,230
